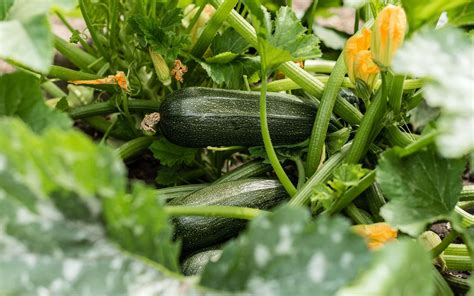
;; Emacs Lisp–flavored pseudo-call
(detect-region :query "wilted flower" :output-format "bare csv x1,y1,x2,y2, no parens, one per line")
353,222,397,250
371,4,407,68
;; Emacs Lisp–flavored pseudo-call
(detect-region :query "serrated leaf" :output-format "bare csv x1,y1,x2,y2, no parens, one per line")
199,56,260,89
0,71,72,132
337,240,435,296
0,118,194,294
200,206,372,295
150,138,198,167
204,52,239,64
377,146,466,236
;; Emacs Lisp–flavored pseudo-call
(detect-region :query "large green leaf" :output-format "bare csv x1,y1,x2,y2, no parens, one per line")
242,3,321,68
199,56,261,89
0,118,192,294
211,28,250,55
377,146,465,235
337,240,435,296
447,2,474,27
149,138,198,167
0,71,72,132
200,206,372,295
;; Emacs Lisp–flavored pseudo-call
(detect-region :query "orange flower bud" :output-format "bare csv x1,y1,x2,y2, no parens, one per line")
352,222,398,250
371,4,407,68
344,27,372,84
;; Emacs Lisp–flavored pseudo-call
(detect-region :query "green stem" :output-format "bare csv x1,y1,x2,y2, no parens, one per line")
79,0,109,61
69,100,161,119
384,125,415,147
293,157,306,190
455,206,474,228
398,130,438,158
41,80,66,98
460,185,474,201
365,182,386,221
346,75,387,164
307,0,319,34
109,0,119,54
354,9,360,33
433,271,454,296
55,11,94,53
262,77,422,93
164,205,266,220
256,20,296,197
304,59,335,73
54,36,104,73
116,136,155,160
306,53,346,175
444,244,469,256
186,5,206,34
442,254,473,271
191,0,239,57
289,144,351,207
387,73,405,116
431,230,459,258
345,204,373,224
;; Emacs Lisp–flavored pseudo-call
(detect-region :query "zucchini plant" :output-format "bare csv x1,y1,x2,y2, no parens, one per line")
0,0,473,295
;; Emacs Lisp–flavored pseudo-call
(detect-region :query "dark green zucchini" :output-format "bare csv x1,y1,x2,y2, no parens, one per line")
159,87,317,147
168,178,288,252
182,249,222,276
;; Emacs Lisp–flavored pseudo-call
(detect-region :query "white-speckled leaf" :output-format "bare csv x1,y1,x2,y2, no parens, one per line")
0,118,197,295
200,206,372,295
377,146,465,236
337,240,435,296
393,28,474,158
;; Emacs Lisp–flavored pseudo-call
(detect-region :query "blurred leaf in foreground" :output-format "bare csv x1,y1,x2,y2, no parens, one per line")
200,206,372,295
0,119,192,294
393,27,474,158
0,71,72,133
337,240,435,296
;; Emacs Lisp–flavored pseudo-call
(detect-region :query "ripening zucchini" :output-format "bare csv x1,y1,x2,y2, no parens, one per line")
159,87,317,147
168,178,288,252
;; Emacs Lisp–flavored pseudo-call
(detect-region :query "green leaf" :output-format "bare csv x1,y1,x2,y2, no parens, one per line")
102,183,181,272
0,71,72,132
377,146,466,236
200,206,372,294
327,127,351,155
150,138,198,167
204,52,240,64
0,118,194,294
314,26,346,50
337,240,435,296
402,0,467,32
211,28,250,55
243,3,321,68
128,11,188,63
198,56,260,89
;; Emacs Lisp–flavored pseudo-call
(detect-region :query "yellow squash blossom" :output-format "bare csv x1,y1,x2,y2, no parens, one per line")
371,4,407,68
353,50,380,97
352,222,398,250
344,27,372,84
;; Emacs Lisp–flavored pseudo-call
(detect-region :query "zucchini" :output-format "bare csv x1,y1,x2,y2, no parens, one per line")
182,249,222,276
168,178,288,252
159,87,317,147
